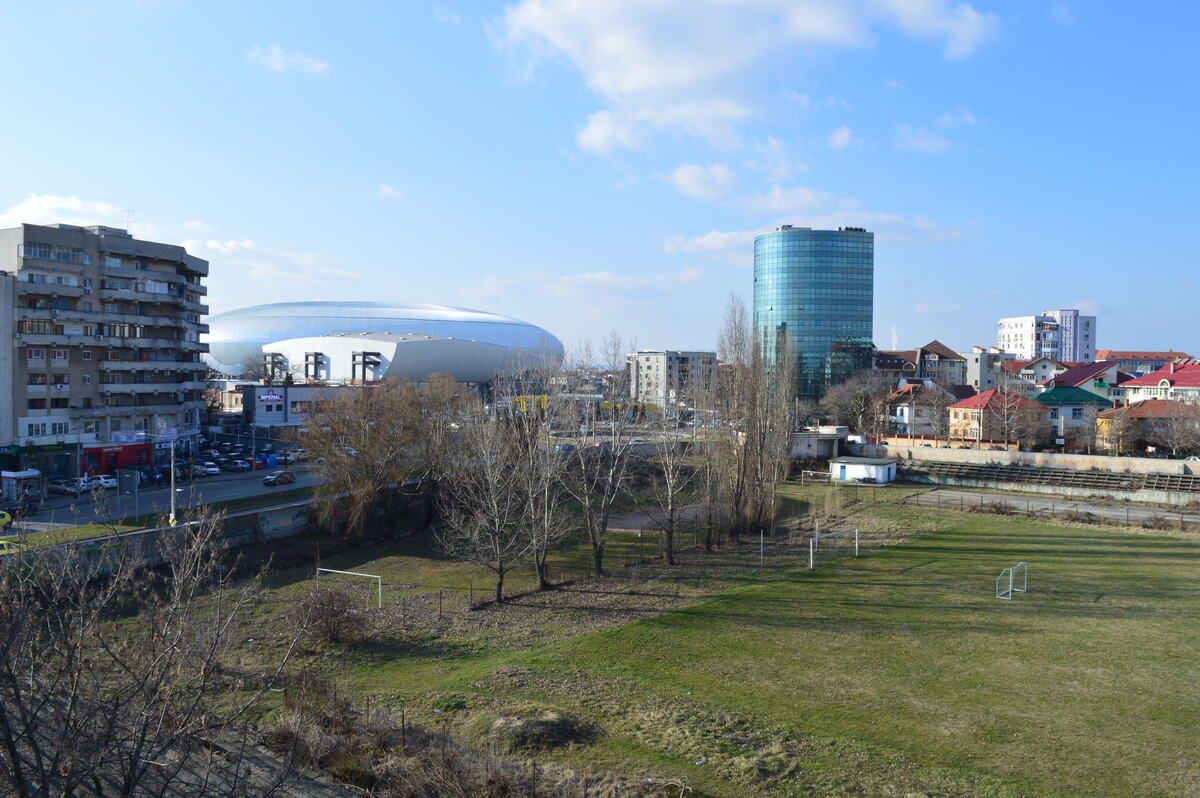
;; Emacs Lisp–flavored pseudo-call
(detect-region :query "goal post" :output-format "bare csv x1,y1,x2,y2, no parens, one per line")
808,526,859,570
315,567,382,609
996,567,1013,600
1012,561,1028,593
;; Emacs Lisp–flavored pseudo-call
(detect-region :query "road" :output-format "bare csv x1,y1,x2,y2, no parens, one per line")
909,487,1200,527
20,466,321,530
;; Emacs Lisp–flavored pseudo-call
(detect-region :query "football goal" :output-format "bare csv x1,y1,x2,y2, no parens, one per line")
315,567,383,609
996,561,1029,600
809,526,859,569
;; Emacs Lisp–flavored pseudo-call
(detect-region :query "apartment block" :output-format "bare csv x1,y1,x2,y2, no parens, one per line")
626,350,716,409
0,224,209,478
997,309,1096,362
962,346,1016,392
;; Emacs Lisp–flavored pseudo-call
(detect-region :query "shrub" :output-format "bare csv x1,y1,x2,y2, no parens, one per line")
295,584,365,645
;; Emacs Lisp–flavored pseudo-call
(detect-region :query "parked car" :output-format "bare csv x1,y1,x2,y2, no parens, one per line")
247,458,267,470
199,462,221,476
1185,455,1200,462
96,475,118,490
263,470,295,487
49,477,102,496
0,510,11,531
221,460,248,473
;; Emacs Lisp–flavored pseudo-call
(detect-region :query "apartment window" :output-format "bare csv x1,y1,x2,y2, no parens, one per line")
83,325,94,336
50,398,68,409
51,374,68,385
26,423,47,437
27,399,47,410
26,348,45,361
17,320,63,335
83,420,99,435
1072,408,1084,420
110,420,123,432
104,303,120,314
82,350,92,361
52,349,68,361
50,422,69,436
82,374,91,385
104,256,123,269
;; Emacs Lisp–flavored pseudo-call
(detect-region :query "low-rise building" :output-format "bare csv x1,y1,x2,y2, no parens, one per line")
1119,361,1200,405
1035,387,1112,445
962,345,1016,392
999,357,1066,395
1095,349,1191,377
1041,360,1127,401
884,381,975,438
949,389,1046,445
829,456,896,484
1096,399,1200,454
873,340,966,386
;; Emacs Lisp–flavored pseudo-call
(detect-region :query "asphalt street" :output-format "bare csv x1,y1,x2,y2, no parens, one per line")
20,465,320,530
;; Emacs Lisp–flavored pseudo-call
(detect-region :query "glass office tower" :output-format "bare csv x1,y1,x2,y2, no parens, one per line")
753,226,874,399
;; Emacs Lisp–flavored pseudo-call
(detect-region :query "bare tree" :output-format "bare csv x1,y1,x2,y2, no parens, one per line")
919,381,957,447
437,409,529,603
1100,405,1139,454
0,510,301,796
1151,403,1200,456
414,373,470,528
820,371,891,438
303,382,423,537
991,389,1046,450
561,331,634,576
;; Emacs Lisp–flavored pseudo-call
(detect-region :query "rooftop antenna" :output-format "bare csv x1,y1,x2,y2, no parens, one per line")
124,209,135,230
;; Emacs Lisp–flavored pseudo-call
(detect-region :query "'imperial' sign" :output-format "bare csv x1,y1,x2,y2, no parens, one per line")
259,391,284,403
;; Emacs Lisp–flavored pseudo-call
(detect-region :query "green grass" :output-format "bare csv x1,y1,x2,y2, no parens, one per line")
234,489,1200,795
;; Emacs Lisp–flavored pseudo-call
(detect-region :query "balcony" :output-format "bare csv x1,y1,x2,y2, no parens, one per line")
20,307,202,328
99,359,207,373
99,383,185,395
16,282,86,298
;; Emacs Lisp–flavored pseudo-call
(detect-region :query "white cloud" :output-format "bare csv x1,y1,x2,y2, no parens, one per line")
433,5,462,25
895,125,950,153
185,238,360,287
183,238,257,256
247,44,329,75
741,184,828,215
883,77,904,89
782,90,812,108
937,107,977,127
182,219,212,232
744,135,808,181
377,183,401,199
500,0,998,151
1051,2,1077,27
0,194,161,239
827,125,853,150
661,163,738,201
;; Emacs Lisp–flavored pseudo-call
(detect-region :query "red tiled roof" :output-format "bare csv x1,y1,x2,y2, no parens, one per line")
1043,360,1116,388
1098,399,1198,419
920,340,964,361
1000,359,1034,374
1122,362,1200,388
1096,349,1191,361
949,388,1039,411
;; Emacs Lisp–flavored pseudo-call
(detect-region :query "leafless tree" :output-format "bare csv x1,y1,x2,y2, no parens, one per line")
303,382,424,537
414,373,471,528
1151,403,1200,456
820,371,891,439
919,381,957,446
991,389,1046,449
0,510,301,796
561,331,635,576
437,409,529,603
1100,405,1139,453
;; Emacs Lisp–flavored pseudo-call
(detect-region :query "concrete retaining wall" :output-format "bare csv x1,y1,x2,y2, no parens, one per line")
854,443,1196,477
903,471,1200,507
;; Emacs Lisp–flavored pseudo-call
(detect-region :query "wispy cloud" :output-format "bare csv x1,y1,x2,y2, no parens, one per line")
0,194,158,239
660,163,738,200
247,44,329,75
182,219,211,232
827,125,854,150
895,125,950,153
1050,2,1077,27
376,183,401,199
937,107,977,127
499,0,999,152
883,77,903,90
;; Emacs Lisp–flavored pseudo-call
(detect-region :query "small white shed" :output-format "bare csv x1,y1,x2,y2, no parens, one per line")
828,457,897,484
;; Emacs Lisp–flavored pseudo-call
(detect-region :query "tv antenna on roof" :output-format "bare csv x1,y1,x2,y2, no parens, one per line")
124,209,135,230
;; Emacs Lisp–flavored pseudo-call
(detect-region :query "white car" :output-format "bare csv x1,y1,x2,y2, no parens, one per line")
200,462,222,476
96,475,118,490
49,476,103,496
1186,455,1200,462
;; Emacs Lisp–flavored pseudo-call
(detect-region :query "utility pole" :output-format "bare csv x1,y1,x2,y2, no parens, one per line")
168,440,177,527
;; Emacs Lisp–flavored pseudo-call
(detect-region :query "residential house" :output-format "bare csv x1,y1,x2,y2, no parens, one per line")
884,381,975,438
998,357,1065,396
1035,387,1112,447
962,345,1016,392
873,340,967,386
1119,361,1200,405
1096,399,1200,454
949,389,1046,445
1095,350,1191,377
1041,360,1128,401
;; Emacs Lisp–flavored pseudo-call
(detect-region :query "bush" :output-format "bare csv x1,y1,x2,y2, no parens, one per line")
295,584,365,645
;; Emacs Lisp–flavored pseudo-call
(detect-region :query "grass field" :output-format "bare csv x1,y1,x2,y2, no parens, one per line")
233,487,1200,796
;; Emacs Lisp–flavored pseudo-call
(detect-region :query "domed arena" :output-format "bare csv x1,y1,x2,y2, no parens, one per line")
204,301,563,384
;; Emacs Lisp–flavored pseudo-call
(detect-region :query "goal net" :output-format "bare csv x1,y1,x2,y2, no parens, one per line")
808,526,859,569
995,561,1028,600
315,567,383,609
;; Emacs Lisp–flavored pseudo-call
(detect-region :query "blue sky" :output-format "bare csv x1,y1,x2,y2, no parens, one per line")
1,1,1196,355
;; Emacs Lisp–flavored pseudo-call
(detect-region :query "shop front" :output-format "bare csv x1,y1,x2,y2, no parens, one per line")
81,443,152,476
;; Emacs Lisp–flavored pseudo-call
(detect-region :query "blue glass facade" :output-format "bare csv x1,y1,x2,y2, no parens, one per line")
753,226,874,399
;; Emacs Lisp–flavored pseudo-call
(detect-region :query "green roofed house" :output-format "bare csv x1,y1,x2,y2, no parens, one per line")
1036,386,1112,447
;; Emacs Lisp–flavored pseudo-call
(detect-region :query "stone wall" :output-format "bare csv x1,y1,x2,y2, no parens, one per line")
853,442,1195,477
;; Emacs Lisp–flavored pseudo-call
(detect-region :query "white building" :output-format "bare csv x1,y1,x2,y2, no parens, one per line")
626,350,716,409
828,457,897,484
996,309,1096,363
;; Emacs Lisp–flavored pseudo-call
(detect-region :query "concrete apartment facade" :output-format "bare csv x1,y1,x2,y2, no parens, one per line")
0,224,209,478
996,309,1096,362
627,350,716,409
962,346,1017,392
